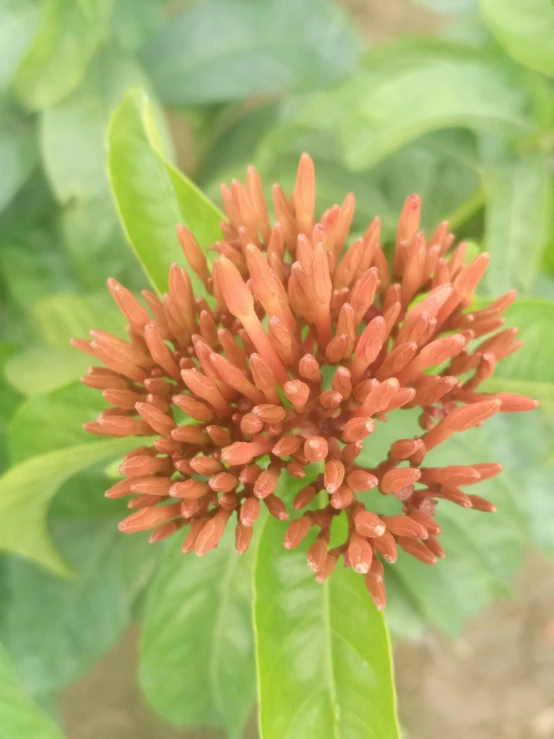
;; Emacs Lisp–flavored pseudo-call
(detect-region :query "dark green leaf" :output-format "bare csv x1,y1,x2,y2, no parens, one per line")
0,643,64,739
483,153,551,295
140,534,255,738
13,0,111,110
254,515,400,739
141,0,361,107
108,89,223,294
479,0,554,77
0,0,41,92
0,502,159,695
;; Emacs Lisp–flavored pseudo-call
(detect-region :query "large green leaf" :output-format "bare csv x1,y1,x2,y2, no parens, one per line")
479,0,554,77
0,437,135,574
40,48,150,202
259,42,531,173
483,153,551,295
0,643,64,739
0,0,41,92
0,100,37,212
0,495,160,695
140,534,255,738
108,89,223,294
141,0,361,107
13,0,111,110
254,515,400,739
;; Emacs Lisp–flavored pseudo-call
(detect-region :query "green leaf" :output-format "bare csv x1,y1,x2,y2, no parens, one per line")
260,41,531,173
4,293,126,396
0,499,160,695
40,48,152,202
9,382,106,463
62,198,145,292
140,534,255,738
0,100,37,212
13,0,112,110
108,89,223,294
254,515,400,739
483,153,551,295
0,437,136,574
479,0,554,77
480,298,554,407
111,0,164,51
141,0,361,107
357,407,544,638
0,0,41,92
0,643,64,739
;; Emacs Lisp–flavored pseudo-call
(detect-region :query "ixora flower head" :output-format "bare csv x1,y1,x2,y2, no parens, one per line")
73,154,537,611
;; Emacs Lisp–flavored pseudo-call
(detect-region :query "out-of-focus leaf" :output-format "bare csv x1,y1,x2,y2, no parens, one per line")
62,198,145,291
40,49,151,202
140,534,255,738
4,293,125,396
0,0,41,92
4,348,90,398
141,0,361,107
358,408,540,637
0,342,22,472
0,437,135,574
108,89,223,294
111,0,164,51
479,0,554,77
259,42,531,173
480,298,554,407
198,103,280,193
0,643,64,739
416,0,475,10
0,101,37,212
483,153,550,295
13,0,111,110
9,382,106,462
254,515,400,739
0,500,160,696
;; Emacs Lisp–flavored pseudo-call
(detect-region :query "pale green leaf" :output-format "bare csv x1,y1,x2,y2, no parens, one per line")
479,0,554,77
13,0,112,110
259,42,531,173
40,48,151,202
254,515,400,739
480,298,554,406
483,153,551,295
0,437,136,574
141,0,361,106
108,89,223,294
0,100,37,212
0,643,64,739
0,0,41,92
140,534,255,738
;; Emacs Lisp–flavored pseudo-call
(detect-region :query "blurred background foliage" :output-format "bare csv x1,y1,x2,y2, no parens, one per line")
0,0,553,737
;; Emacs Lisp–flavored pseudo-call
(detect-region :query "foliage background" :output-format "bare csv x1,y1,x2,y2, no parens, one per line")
0,0,553,737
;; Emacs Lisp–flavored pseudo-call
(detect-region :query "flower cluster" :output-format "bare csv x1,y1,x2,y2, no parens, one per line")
73,154,537,610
